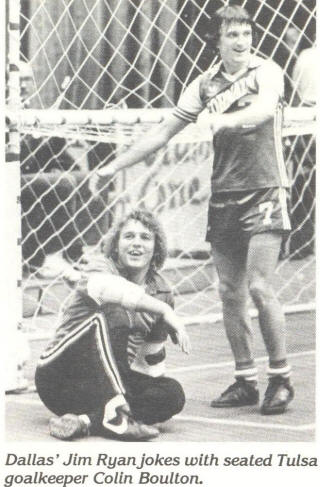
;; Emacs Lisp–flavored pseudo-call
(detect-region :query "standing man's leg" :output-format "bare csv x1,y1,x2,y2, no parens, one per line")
247,232,294,414
210,243,259,407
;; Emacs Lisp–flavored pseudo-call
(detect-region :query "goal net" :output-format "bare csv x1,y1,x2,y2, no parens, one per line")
7,0,316,332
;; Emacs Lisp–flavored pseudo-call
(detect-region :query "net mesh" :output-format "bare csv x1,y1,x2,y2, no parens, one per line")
20,0,316,110
12,0,316,327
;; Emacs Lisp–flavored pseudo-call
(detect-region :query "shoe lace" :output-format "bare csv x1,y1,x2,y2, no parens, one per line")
221,380,244,397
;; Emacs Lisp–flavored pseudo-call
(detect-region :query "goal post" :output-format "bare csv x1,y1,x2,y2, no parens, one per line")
5,0,31,391
5,0,316,331
17,104,316,326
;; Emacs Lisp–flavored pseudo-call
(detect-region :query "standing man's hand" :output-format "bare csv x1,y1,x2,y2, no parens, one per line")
209,114,225,134
89,165,116,195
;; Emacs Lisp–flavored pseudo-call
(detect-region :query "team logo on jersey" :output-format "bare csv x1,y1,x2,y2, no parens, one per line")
236,93,257,108
207,70,257,114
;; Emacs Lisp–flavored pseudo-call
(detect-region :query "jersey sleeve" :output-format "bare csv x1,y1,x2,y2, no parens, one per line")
173,74,205,123
146,285,175,343
165,290,175,309
256,59,284,98
75,257,118,296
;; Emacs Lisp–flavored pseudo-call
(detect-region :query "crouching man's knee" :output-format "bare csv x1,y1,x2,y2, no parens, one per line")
164,377,186,417
148,377,185,424
132,377,185,425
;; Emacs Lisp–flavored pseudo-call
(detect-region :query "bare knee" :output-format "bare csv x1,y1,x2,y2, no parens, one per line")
248,277,273,309
218,281,245,307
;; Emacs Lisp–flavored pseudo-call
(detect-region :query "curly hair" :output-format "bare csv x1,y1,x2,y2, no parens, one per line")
205,5,258,52
101,209,168,278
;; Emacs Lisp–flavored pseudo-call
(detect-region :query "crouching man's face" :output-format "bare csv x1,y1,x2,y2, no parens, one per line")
118,219,155,274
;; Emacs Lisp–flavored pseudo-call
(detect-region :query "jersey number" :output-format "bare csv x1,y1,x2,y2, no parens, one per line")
259,201,273,225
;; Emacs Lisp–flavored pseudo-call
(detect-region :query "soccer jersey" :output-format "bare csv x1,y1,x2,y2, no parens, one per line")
173,55,289,192
43,257,174,377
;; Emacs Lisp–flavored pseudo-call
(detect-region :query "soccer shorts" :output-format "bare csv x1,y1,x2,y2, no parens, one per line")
205,187,291,252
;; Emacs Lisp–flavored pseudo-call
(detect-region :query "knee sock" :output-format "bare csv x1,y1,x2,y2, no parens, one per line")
235,360,258,385
267,359,291,379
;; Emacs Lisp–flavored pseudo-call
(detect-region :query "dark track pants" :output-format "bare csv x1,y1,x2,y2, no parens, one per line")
35,313,185,427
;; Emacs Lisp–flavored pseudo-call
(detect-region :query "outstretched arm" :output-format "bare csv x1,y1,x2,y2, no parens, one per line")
112,114,188,172
89,114,188,193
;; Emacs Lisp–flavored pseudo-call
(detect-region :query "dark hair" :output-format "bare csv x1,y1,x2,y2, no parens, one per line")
205,5,257,51
101,209,168,278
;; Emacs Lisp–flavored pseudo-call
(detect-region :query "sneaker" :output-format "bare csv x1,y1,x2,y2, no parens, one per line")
49,414,90,441
38,252,76,279
210,378,259,408
261,376,294,415
101,409,159,441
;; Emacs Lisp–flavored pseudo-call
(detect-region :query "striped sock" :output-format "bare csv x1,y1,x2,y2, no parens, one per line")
267,359,291,379
235,360,258,384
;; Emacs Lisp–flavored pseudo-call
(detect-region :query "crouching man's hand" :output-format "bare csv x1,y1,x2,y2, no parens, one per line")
163,306,191,354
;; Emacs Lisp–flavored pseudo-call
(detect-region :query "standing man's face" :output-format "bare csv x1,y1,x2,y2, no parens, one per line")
217,21,253,74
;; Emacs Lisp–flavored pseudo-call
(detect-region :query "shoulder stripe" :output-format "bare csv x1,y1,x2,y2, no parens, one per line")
278,188,291,230
172,107,197,123
274,103,289,187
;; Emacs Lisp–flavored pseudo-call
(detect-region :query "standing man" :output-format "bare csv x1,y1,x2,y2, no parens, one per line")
90,5,294,415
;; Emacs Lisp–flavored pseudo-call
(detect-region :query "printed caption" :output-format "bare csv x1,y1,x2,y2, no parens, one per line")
3,452,319,486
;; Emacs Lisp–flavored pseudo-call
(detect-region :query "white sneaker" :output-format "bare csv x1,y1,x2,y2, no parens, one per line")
5,375,29,393
49,414,91,440
38,252,76,279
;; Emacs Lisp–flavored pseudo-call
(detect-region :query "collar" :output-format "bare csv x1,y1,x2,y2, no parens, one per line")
111,256,171,296
211,54,264,79
146,272,172,296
